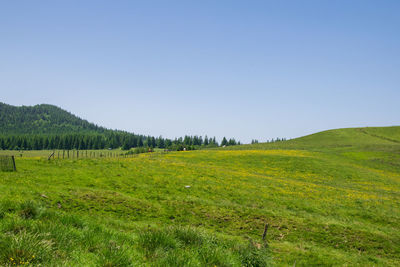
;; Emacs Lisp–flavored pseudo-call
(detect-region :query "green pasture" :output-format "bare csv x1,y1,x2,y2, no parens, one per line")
0,127,399,266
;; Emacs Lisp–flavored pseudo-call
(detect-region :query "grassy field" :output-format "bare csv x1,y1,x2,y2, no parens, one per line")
0,126,399,266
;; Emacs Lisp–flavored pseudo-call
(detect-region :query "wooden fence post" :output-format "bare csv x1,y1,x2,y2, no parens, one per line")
11,156,17,171
48,152,55,161
262,223,269,241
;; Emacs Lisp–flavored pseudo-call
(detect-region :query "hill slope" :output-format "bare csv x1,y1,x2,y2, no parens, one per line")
228,126,400,152
0,102,107,135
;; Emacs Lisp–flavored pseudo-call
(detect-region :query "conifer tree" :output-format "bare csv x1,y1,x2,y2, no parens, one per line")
204,135,209,146
138,137,144,147
221,137,228,146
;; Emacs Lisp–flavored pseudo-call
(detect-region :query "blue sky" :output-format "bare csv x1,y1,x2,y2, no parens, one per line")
1,1,399,143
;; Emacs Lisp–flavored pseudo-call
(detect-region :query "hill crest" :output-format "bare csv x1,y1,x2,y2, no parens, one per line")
227,126,400,151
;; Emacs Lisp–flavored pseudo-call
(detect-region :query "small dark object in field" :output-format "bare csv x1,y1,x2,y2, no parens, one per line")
262,223,269,241
48,152,55,160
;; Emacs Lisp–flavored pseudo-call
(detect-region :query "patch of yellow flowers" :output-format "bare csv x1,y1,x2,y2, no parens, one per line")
9,255,35,265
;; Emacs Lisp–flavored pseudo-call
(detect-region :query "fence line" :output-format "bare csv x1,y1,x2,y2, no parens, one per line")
1,149,172,161
44,150,145,160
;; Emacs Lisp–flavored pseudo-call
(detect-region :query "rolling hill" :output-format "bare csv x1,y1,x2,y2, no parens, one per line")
228,126,400,152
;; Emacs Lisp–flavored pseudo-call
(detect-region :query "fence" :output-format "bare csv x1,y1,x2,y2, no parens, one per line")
46,150,153,160
0,155,16,172
1,149,166,161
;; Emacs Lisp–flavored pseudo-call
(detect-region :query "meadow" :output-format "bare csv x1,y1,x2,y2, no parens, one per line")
0,127,399,266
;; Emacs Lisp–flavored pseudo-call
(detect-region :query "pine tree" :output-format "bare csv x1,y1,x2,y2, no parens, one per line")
184,136,191,146
138,137,144,147
204,135,209,146
157,136,165,148
221,137,228,146
0,138,6,150
122,139,131,150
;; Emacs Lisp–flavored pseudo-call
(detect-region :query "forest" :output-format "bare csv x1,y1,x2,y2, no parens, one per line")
0,102,238,150
0,133,240,151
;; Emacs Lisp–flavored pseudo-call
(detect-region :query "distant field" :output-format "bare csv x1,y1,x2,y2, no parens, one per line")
0,127,399,266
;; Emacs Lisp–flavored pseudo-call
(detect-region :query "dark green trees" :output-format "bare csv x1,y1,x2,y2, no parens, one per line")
221,137,228,146
0,133,240,150
0,102,241,151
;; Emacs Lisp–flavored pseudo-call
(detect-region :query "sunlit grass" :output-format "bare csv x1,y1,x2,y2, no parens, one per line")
0,127,399,265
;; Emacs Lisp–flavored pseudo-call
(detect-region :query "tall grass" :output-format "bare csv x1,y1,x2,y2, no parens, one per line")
0,200,271,266
137,226,271,266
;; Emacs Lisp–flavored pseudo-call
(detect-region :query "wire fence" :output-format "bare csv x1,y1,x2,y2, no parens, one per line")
0,149,172,162
0,155,16,172
47,150,138,160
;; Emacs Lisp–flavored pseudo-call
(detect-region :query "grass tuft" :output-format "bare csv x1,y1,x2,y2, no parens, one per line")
137,228,177,256
19,201,41,220
98,240,132,267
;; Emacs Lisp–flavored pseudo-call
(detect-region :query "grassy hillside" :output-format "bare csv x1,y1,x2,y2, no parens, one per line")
0,126,399,266
228,126,400,151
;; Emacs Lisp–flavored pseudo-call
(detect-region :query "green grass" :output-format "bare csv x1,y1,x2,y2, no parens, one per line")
0,200,268,266
225,126,400,152
0,126,399,266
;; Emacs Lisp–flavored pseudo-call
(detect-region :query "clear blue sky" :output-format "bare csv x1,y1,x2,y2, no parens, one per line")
1,1,399,143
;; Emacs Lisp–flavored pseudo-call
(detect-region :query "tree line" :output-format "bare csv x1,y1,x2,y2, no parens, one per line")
251,137,287,144
0,133,240,151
